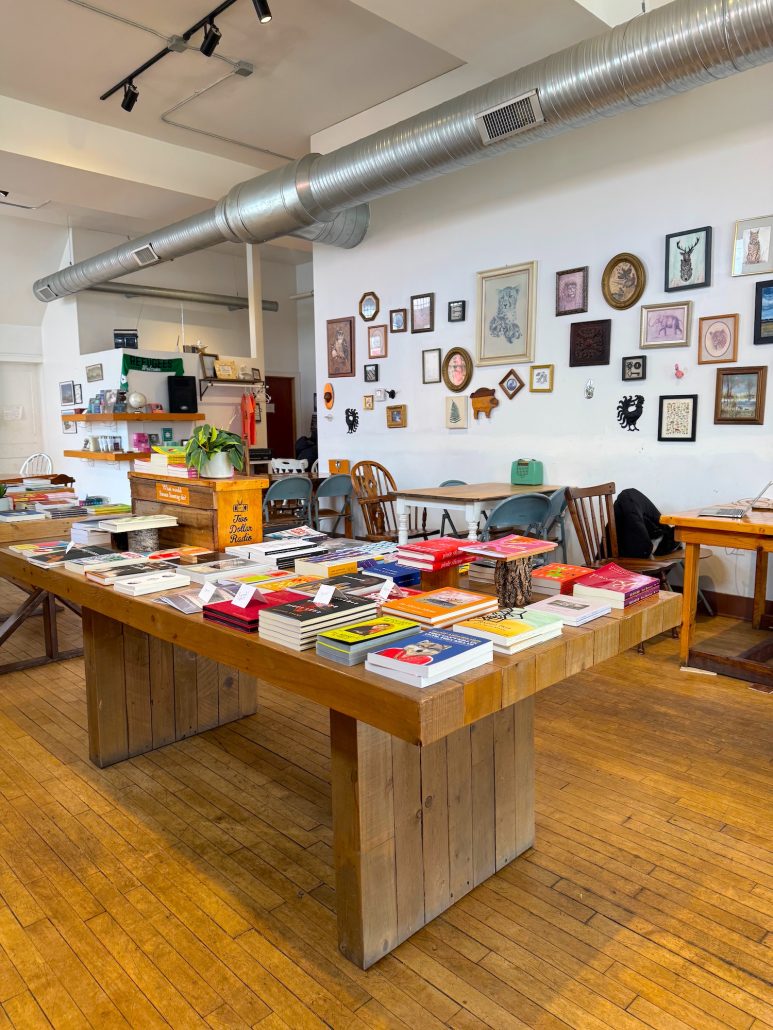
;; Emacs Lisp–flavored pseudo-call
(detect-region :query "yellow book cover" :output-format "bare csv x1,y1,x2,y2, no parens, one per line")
457,617,534,639
257,575,320,592
320,616,419,645
294,558,359,577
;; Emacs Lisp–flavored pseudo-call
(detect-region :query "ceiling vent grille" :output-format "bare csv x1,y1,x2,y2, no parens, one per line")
37,285,57,301
475,90,544,145
131,244,160,267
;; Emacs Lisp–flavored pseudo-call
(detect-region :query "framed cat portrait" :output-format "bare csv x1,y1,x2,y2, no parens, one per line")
475,261,536,366
732,215,773,277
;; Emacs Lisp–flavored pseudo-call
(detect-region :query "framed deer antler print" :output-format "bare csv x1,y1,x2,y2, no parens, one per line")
664,226,712,292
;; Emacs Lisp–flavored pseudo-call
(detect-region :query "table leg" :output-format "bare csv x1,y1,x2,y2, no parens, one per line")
396,499,409,546
330,698,535,969
752,548,768,630
465,501,481,541
679,542,700,665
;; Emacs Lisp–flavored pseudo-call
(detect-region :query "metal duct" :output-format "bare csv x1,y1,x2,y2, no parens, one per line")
33,0,773,302
86,282,279,312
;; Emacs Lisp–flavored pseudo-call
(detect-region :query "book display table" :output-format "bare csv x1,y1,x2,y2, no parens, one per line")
0,547,680,969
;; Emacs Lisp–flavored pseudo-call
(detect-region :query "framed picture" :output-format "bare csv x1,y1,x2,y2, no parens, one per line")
200,352,219,379
448,300,466,322
422,348,441,384
622,355,647,381
359,292,379,321
73,384,83,405
363,394,375,411
214,359,238,380
374,388,385,402
499,368,525,399
364,364,379,383
529,364,554,392
411,293,435,333
442,347,473,392
665,226,712,291
367,324,388,359
732,215,773,277
714,366,767,425
640,301,692,349
62,412,77,434
445,396,468,429
569,319,611,366
555,266,588,316
658,394,698,442
386,404,407,428
601,253,646,310
476,261,536,365
326,316,355,378
85,363,103,383
754,279,773,346
59,381,75,406
390,308,407,333
698,314,738,364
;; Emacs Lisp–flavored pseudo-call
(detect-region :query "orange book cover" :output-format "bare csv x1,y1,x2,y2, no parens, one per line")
384,587,495,621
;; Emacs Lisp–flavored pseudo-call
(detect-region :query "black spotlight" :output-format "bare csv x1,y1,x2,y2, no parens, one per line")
121,82,139,112
251,0,272,23
200,19,222,56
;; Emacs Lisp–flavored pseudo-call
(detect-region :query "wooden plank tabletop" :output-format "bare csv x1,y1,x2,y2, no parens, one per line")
395,483,561,503
661,508,773,537
0,516,88,545
0,549,680,747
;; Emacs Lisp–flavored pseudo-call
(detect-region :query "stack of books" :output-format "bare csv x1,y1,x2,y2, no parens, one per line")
97,515,179,533
85,502,132,516
573,562,660,609
202,588,307,633
113,570,190,596
290,572,387,597
467,559,497,585
228,538,329,570
460,535,558,562
186,557,275,584
526,595,611,626
316,616,420,666
0,510,46,524
85,560,180,586
265,525,327,544
365,628,493,686
69,517,113,548
454,608,564,654
293,547,390,577
144,546,217,565
359,559,421,587
259,595,378,651
34,501,82,519
64,550,146,575
531,562,593,595
396,537,468,572
26,545,112,568
133,450,198,478
383,587,497,628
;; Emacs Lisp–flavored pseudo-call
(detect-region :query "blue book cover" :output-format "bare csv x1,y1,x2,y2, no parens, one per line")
367,627,489,672
360,559,421,586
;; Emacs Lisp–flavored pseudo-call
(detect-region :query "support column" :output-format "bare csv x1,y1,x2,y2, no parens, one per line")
246,243,268,449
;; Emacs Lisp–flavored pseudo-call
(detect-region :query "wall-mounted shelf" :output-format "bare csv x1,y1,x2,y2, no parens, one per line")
199,376,264,400
63,450,144,462
62,413,204,423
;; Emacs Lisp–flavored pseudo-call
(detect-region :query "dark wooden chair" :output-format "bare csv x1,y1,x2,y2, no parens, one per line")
351,461,432,542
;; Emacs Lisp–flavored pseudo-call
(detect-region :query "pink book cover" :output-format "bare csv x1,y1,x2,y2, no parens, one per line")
461,535,557,559
574,562,658,595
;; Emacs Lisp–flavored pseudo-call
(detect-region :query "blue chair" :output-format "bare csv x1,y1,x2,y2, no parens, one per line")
313,474,354,536
262,475,313,530
544,487,569,563
480,493,551,542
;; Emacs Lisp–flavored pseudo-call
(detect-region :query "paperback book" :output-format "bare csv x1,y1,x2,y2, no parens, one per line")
525,595,611,626
85,560,179,585
460,535,557,561
453,608,564,654
531,562,593,595
383,587,497,627
365,628,493,686
573,562,659,608
316,615,420,666
202,589,307,632
113,572,190,596
185,558,276,584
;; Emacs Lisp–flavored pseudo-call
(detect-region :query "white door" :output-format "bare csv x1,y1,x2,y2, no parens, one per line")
0,362,43,476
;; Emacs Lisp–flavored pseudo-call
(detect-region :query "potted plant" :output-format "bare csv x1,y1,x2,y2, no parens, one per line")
0,484,10,512
184,424,245,479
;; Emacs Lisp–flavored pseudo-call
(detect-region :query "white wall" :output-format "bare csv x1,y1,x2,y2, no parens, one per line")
296,262,316,436
312,65,773,597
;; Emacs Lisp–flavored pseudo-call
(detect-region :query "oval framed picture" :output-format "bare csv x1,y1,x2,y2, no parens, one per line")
601,253,646,310
442,347,473,393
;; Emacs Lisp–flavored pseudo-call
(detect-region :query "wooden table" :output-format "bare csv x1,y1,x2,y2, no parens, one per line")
660,507,773,682
394,483,560,545
0,547,679,969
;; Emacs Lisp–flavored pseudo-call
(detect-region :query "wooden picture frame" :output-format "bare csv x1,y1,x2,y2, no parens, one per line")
363,395,375,411
698,314,738,364
529,364,554,392
359,292,380,321
59,381,75,406
326,317,356,378
640,301,692,349
754,279,773,346
555,266,588,316
664,226,712,292
476,261,536,365
714,366,767,425
422,348,441,384
622,355,647,381
658,394,698,442
367,324,388,359
410,293,435,333
442,347,473,393
389,308,407,333
386,404,407,428
199,352,219,379
499,368,525,399
601,252,646,310
569,319,611,366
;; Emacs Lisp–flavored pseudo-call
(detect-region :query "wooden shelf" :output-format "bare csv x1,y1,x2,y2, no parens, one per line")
63,450,143,462
62,413,204,423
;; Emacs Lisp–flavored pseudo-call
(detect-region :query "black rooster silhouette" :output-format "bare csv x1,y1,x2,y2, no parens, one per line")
345,408,359,434
617,395,644,431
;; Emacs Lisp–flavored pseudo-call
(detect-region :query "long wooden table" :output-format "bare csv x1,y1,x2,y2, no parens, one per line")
0,548,680,968
660,507,773,682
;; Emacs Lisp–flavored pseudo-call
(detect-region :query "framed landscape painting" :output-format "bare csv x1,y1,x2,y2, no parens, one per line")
476,261,536,366
664,226,712,291
754,279,773,346
714,366,767,425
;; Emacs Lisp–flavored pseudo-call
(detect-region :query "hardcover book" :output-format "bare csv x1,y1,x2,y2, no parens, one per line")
396,537,464,559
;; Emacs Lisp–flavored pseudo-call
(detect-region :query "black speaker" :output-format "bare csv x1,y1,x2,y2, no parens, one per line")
167,375,198,414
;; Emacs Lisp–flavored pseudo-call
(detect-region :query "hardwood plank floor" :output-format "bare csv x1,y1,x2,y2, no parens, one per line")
0,577,770,1028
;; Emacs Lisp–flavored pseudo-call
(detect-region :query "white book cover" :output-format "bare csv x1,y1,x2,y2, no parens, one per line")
113,572,190,596
525,595,612,626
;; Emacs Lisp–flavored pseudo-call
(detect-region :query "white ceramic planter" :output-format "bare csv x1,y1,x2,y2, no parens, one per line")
0,498,11,512
201,451,234,479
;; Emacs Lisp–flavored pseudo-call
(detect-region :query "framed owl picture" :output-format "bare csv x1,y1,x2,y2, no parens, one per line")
475,262,537,366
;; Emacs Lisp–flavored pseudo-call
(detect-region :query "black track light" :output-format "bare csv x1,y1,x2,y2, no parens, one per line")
200,19,221,56
251,0,272,23
121,82,139,112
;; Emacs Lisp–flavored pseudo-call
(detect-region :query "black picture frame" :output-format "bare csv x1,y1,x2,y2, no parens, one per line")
363,363,379,383
658,394,698,442
389,308,407,333
621,355,647,381
569,319,611,367
753,278,773,346
664,226,712,292
59,381,75,406
410,293,435,333
448,300,466,322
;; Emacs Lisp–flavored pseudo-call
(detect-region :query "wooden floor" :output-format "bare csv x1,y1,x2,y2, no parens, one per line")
0,579,771,1029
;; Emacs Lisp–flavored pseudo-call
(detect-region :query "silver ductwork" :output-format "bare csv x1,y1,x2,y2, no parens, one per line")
34,0,773,302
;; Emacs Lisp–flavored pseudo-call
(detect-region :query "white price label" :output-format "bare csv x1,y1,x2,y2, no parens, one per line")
377,577,394,601
313,584,335,605
198,581,216,603
232,583,256,609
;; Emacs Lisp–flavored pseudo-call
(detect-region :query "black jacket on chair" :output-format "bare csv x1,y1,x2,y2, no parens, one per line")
614,488,678,559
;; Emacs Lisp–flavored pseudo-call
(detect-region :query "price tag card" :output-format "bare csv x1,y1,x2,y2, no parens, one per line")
377,577,394,601
232,583,256,609
313,584,335,606
198,581,217,604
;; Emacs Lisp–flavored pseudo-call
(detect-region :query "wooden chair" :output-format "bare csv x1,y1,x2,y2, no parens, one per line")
350,460,432,542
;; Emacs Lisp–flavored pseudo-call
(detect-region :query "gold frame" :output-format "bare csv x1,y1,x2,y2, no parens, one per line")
214,359,237,380
601,252,646,310
640,301,692,349
363,394,374,410
698,313,739,364
529,364,554,393
359,291,380,321
442,347,473,393
386,404,407,428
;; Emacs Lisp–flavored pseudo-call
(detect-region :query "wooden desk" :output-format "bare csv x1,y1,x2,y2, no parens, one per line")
660,508,773,679
395,482,560,544
0,547,679,968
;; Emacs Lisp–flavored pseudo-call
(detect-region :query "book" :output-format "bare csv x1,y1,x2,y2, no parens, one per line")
395,553,469,571
460,535,558,561
8,540,69,554
202,589,307,632
359,559,421,587
185,558,276,584
64,550,147,574
0,511,46,522
573,562,660,608
97,515,179,532
259,596,379,650
113,572,190,596
27,545,112,568
290,572,386,597
383,587,497,627
453,608,564,654
531,562,593,594
85,561,179,585
365,628,493,686
155,585,237,614
525,595,612,626
397,537,464,560
316,616,420,665
356,584,423,605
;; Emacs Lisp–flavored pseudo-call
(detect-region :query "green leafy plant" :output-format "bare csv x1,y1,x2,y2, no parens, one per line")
0,484,6,498
184,424,245,474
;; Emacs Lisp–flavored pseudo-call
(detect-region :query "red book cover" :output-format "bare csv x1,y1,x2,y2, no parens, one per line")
203,589,305,623
531,562,592,593
573,562,658,596
397,537,464,559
